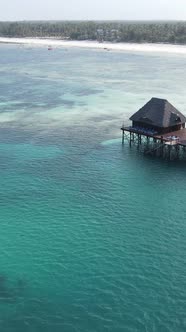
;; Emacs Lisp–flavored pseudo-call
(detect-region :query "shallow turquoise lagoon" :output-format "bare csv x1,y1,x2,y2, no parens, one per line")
0,44,186,332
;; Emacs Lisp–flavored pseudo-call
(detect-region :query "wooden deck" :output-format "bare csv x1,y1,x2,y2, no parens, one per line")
155,128,186,147
122,126,186,147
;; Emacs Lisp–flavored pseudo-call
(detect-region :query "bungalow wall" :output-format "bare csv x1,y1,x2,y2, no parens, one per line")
132,121,185,134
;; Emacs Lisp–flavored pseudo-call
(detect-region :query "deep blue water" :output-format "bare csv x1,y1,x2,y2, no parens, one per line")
0,44,186,332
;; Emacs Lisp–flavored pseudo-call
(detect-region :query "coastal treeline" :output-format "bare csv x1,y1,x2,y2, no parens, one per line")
1,21,186,44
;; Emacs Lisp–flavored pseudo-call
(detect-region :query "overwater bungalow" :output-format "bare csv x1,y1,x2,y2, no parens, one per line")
121,97,186,160
130,97,186,134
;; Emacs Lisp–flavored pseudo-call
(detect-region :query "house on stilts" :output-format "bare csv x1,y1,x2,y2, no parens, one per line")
121,97,186,160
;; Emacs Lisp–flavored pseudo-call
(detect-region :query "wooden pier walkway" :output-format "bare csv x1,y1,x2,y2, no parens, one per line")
122,126,186,147
121,126,186,160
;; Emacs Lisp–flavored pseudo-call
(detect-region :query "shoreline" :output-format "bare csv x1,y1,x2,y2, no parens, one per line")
1,37,186,54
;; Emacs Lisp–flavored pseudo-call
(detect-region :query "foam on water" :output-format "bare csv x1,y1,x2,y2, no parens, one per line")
101,138,121,146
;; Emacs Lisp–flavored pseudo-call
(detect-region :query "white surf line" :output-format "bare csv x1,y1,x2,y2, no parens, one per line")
1,37,186,55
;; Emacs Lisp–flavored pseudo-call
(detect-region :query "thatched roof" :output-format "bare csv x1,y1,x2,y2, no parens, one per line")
130,98,186,128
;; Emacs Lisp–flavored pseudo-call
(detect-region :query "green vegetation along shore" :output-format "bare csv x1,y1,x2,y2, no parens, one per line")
0,20,186,44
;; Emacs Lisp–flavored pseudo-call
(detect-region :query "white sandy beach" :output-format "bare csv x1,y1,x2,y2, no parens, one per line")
1,37,186,55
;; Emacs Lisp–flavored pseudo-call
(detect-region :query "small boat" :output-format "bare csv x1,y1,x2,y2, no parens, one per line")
48,46,53,51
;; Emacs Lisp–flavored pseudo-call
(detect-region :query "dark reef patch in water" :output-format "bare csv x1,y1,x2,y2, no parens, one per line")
59,99,75,108
75,88,104,96
0,273,26,304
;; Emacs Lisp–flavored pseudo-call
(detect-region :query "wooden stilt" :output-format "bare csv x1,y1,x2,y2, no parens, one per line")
168,145,171,160
122,129,124,145
137,134,140,149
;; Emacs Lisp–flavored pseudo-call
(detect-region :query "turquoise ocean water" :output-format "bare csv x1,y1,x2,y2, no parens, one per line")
0,44,186,332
